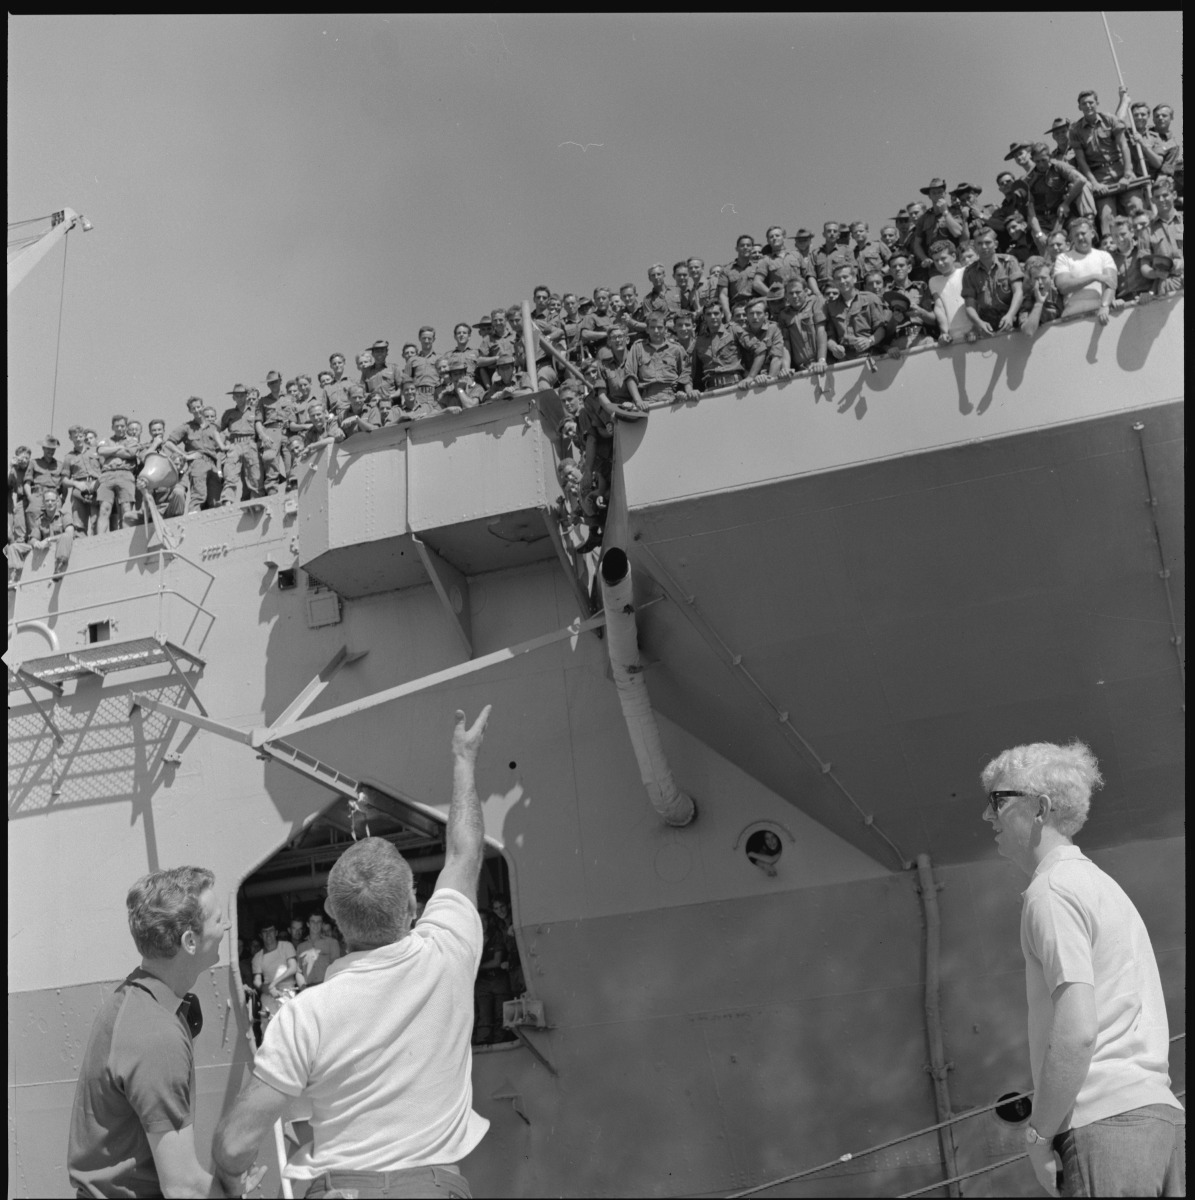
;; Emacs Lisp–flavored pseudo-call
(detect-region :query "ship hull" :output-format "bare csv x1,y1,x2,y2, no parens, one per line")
9,298,1184,1197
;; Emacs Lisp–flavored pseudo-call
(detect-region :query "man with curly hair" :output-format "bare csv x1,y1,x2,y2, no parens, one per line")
980,740,1184,1198
67,866,253,1197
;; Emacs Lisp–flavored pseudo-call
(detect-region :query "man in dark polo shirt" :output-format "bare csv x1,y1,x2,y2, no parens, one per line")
67,865,259,1198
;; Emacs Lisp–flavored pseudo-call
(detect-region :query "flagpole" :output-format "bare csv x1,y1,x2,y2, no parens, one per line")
1100,12,1126,90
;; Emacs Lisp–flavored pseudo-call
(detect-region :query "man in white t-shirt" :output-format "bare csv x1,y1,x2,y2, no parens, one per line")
251,923,299,1027
214,707,494,1199
979,740,1184,1198
927,240,972,344
1053,217,1117,323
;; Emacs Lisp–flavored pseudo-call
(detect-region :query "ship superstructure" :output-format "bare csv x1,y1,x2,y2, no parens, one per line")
8,296,1185,1197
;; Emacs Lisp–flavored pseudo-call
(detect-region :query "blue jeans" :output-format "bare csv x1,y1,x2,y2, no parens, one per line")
1056,1103,1186,1197
303,1165,471,1199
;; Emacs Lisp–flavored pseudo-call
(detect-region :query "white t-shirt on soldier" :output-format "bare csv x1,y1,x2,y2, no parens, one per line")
253,888,488,1182
1053,247,1117,317
929,267,971,337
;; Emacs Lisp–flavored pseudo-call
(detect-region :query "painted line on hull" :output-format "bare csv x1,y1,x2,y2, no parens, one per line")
255,612,607,746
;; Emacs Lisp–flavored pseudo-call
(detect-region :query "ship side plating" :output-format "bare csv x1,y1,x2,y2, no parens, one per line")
8,299,1184,1198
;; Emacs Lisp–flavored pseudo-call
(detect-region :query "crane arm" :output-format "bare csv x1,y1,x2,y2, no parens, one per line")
7,208,91,296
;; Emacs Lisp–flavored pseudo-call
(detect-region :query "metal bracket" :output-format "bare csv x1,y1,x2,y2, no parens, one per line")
154,635,208,717
262,644,368,739
10,668,65,745
411,533,472,658
129,693,253,745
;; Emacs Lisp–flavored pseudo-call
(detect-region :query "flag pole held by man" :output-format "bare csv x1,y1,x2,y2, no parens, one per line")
213,706,494,1200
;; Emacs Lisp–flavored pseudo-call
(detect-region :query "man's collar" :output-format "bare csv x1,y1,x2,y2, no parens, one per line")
127,966,186,1010
1025,843,1085,888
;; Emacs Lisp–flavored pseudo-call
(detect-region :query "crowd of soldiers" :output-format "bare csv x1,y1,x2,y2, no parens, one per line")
8,87,1182,567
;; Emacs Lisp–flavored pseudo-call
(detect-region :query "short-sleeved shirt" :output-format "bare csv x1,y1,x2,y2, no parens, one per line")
220,404,258,439
67,969,196,1198
810,244,855,288
253,888,488,1180
253,940,299,1015
882,282,932,329
1149,213,1184,262
851,240,885,278
624,338,687,390
1111,246,1154,299
694,328,753,383
99,437,139,479
1069,112,1127,175
297,934,343,986
775,295,827,367
322,377,354,417
1020,846,1183,1129
169,418,222,461
63,448,102,485
929,268,971,337
1054,247,1117,316
960,254,1024,324
1026,158,1088,218
257,397,296,432
913,208,963,258
824,290,889,351
720,259,767,306
27,454,64,491
364,361,402,398
596,355,634,405
761,250,814,290
641,288,680,319
579,311,615,345
742,321,785,371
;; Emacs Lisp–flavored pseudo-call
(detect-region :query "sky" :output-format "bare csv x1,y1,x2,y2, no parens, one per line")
7,13,1183,448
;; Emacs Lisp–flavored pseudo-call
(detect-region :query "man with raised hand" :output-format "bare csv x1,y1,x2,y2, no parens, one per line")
214,708,495,1200
979,741,1184,1197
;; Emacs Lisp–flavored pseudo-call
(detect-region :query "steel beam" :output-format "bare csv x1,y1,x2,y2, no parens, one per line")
256,611,606,746
411,534,472,658
263,645,367,738
128,693,254,745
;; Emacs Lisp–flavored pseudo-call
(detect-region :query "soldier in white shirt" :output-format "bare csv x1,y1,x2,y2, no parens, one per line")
1052,218,1117,323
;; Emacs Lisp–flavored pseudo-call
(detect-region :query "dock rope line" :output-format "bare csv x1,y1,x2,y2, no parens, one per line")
726,1032,1185,1198
634,539,908,868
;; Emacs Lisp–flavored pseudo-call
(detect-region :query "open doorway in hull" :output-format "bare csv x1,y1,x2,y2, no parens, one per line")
233,792,517,1049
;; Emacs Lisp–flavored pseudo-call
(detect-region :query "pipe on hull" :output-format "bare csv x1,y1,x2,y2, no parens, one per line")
599,548,695,827
917,852,961,1197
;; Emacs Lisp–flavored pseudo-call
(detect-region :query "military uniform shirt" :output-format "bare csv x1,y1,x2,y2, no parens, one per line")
63,448,102,485
220,405,258,439
775,296,827,367
720,260,767,306
960,254,1024,324
364,362,402,398
624,338,686,389
1069,112,1127,174
27,455,64,492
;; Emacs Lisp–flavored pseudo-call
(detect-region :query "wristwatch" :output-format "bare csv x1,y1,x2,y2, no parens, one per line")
1025,1124,1051,1146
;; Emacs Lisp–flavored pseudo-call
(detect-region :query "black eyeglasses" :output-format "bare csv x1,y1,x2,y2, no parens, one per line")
987,789,1036,816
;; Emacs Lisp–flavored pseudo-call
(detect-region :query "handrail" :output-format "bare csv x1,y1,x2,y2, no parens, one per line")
9,590,217,633
8,544,215,590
